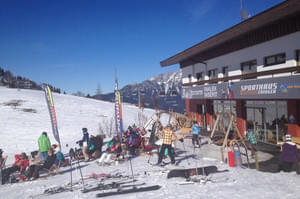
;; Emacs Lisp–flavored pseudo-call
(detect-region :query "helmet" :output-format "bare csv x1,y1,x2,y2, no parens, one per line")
82,128,88,132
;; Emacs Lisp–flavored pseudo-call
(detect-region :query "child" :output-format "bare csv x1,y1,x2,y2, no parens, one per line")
245,124,257,158
191,121,200,148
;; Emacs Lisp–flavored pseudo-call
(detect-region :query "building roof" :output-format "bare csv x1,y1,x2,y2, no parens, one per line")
160,0,300,67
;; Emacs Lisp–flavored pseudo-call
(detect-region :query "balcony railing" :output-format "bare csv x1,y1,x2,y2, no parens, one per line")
182,66,300,87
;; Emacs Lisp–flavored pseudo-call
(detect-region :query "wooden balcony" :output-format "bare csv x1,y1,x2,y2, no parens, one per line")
182,66,300,87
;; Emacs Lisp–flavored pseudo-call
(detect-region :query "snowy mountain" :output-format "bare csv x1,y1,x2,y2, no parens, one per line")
96,71,185,113
1,86,300,199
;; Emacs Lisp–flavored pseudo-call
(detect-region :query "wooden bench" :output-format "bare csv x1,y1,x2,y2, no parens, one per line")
39,164,60,177
277,136,300,151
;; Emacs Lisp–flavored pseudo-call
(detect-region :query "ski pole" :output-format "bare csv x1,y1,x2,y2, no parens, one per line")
66,144,73,191
76,157,85,186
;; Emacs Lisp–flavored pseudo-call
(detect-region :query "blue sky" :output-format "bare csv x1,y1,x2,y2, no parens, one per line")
0,0,284,95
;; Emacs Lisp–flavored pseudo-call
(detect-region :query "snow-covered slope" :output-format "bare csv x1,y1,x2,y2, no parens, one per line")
0,87,154,164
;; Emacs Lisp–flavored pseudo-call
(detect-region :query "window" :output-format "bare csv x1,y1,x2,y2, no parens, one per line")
296,50,300,66
222,66,229,80
264,53,286,66
208,69,218,79
188,74,192,83
241,60,257,75
196,72,203,81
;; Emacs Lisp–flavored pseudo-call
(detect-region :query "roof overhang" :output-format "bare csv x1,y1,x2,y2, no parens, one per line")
160,0,300,67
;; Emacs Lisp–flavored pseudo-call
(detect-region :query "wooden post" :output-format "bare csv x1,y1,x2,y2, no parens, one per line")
221,147,224,162
210,113,221,139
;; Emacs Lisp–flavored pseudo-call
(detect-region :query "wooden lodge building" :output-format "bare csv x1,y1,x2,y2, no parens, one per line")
160,0,300,144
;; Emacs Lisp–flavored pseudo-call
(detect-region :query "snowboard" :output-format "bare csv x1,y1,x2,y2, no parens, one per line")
167,166,227,179
96,185,161,197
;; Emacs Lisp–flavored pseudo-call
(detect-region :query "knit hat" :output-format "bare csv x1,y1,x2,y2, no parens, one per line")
285,134,292,141
82,128,88,132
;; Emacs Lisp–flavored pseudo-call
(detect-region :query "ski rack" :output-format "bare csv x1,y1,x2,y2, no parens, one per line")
231,140,250,168
219,113,246,163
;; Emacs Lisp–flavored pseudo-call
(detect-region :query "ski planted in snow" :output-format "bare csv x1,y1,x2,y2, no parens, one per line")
96,185,161,197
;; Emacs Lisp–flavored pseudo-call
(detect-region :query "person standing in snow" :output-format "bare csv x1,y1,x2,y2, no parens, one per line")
38,132,51,161
156,125,177,165
279,134,300,172
78,127,90,161
191,121,200,148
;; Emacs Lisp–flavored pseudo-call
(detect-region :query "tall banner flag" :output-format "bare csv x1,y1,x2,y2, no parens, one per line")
44,85,61,149
114,71,124,141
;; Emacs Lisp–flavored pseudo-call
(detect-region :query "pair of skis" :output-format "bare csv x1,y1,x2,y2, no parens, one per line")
96,185,161,197
81,179,138,193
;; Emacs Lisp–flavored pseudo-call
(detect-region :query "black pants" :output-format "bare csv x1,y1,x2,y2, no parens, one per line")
26,165,48,179
279,162,295,172
1,166,19,184
192,134,200,146
157,144,175,164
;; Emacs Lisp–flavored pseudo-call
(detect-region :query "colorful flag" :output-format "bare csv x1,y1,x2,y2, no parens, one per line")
44,85,61,148
114,71,123,141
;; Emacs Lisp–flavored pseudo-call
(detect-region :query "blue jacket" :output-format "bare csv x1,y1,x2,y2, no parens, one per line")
191,124,200,135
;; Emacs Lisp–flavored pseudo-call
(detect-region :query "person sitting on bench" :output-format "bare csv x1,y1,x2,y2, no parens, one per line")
1,152,29,184
26,149,56,180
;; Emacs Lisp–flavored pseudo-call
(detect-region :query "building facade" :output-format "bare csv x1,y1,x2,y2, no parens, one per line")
160,0,300,144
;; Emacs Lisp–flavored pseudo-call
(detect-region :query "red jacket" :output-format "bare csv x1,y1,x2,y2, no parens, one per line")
12,154,29,172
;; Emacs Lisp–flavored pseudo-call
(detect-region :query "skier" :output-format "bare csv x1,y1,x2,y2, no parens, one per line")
156,124,177,165
51,144,66,167
38,132,51,161
26,149,57,180
278,134,300,172
1,152,29,184
191,121,200,148
77,128,90,161
89,135,103,159
97,141,122,166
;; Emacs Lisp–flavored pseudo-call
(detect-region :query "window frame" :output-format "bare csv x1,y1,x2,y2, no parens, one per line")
196,72,203,81
296,50,300,66
208,68,218,80
222,66,229,77
188,74,192,83
264,53,286,67
241,60,257,75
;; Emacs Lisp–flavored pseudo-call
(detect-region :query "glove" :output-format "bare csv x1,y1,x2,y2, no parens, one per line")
179,138,184,142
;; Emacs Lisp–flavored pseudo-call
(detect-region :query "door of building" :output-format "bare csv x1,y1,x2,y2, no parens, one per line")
246,106,266,143
197,104,206,128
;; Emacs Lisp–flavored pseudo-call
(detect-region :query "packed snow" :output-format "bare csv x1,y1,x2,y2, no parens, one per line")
0,87,299,199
